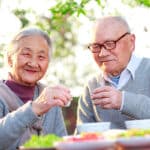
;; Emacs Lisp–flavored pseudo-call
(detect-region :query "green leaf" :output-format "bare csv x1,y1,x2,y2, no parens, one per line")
95,0,101,5
23,134,62,148
77,8,86,16
137,0,150,6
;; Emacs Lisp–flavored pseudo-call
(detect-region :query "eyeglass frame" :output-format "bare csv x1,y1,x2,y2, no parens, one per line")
88,32,130,53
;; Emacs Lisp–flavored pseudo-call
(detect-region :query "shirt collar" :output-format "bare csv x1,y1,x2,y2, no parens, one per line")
126,54,143,80
103,54,143,81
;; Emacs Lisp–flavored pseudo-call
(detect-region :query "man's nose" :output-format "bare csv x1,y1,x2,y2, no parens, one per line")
99,46,109,56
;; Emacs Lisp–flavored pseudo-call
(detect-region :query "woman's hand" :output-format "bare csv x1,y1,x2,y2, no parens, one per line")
32,85,72,116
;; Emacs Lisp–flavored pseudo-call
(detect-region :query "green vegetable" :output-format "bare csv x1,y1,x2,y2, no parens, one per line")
23,134,62,148
118,129,150,138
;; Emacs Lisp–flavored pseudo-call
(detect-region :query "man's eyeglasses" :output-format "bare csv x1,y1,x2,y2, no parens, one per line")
88,32,130,53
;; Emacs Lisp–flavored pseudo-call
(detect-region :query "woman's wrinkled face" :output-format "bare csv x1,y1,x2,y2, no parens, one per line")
9,35,50,86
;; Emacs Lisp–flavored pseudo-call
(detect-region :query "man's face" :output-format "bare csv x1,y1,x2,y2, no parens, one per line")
90,20,135,76
9,35,50,86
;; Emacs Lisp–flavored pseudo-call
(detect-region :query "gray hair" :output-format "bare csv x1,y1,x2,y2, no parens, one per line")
7,28,52,59
95,16,131,33
112,16,131,33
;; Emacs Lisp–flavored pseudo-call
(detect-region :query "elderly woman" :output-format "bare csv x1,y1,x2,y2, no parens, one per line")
0,28,72,150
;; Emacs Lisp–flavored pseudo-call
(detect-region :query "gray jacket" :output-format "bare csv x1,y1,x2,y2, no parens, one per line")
0,81,67,150
77,58,150,129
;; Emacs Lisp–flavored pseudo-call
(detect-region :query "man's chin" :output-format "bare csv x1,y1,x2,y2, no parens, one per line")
101,67,115,75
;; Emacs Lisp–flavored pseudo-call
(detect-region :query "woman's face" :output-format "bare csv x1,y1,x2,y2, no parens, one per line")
9,35,50,86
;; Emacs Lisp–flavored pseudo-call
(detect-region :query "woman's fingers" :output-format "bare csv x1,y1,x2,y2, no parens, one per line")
32,85,73,115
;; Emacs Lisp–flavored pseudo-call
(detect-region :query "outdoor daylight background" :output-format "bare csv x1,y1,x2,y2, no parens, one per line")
0,0,150,97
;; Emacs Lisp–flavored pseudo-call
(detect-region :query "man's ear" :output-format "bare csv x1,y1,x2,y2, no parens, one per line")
130,34,135,52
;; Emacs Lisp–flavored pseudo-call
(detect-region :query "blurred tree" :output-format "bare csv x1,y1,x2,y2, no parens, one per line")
13,9,30,28
11,0,150,59
138,0,150,6
0,0,149,56
12,0,102,58
122,0,150,7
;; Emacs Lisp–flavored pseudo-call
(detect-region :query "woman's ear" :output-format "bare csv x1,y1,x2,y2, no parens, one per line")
7,55,13,67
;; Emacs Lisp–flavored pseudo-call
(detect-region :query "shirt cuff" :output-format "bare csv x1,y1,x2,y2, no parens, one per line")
120,91,124,111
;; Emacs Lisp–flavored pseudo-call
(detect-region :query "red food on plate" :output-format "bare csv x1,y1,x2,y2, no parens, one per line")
64,132,104,142
55,132,115,150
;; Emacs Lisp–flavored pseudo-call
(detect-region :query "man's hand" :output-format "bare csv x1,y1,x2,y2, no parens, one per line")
91,86,122,109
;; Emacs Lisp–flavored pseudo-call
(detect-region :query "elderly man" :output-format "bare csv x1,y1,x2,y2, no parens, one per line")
77,16,150,130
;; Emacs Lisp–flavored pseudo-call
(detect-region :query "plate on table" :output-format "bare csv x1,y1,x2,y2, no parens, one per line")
55,133,115,150
55,139,115,150
116,136,150,147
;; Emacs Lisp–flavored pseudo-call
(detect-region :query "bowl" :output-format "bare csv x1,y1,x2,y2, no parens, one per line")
19,147,56,150
125,119,150,129
76,122,111,133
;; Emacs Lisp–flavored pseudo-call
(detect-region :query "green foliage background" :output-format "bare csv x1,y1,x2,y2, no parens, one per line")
6,0,150,59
